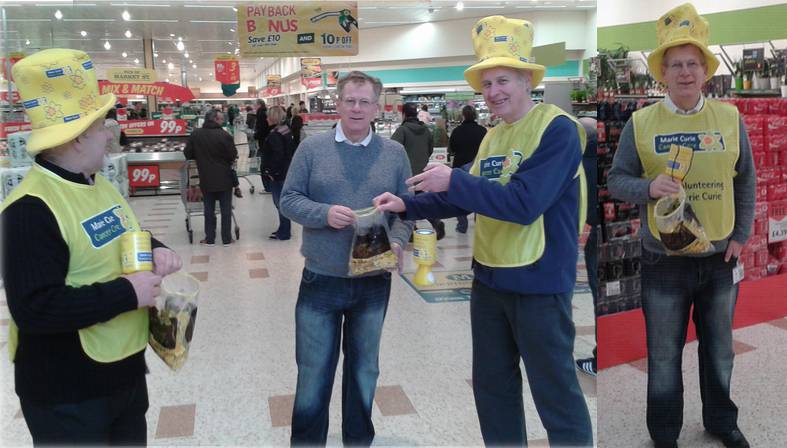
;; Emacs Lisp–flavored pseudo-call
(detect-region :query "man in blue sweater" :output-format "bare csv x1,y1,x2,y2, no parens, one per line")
375,16,592,447
280,71,413,446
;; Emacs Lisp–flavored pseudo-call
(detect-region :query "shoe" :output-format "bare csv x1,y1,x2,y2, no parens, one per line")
456,226,467,234
653,441,678,448
222,239,235,247
435,221,446,241
234,188,243,198
269,234,290,241
708,429,750,448
199,239,215,247
575,358,597,377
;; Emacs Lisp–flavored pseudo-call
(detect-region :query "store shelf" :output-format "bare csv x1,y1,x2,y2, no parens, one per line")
732,89,782,97
126,151,185,163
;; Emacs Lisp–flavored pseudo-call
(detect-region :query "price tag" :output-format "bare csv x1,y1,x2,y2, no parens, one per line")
128,165,160,187
733,262,744,285
159,120,184,135
606,280,621,297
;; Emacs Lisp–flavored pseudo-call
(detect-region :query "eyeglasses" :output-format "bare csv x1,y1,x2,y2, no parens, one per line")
341,97,375,109
666,60,704,73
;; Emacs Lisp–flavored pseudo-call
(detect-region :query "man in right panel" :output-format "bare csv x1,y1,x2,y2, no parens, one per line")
608,4,755,447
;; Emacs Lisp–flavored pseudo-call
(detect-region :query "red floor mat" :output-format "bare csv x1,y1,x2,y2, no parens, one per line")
598,273,787,370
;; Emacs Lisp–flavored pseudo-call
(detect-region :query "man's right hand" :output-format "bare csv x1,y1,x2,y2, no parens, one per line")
328,205,356,229
373,192,406,213
123,271,162,308
649,174,682,199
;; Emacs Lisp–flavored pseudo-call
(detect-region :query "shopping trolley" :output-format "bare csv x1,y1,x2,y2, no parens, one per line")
180,160,240,244
234,143,261,194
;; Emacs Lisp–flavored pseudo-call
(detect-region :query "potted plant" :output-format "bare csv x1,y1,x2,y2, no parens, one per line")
733,61,744,91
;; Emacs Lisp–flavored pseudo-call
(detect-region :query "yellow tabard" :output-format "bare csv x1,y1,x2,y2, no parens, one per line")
469,103,587,267
633,100,739,241
1,163,148,363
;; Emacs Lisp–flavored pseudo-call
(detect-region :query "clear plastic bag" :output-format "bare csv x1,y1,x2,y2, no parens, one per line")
148,272,200,371
348,206,398,276
654,187,713,255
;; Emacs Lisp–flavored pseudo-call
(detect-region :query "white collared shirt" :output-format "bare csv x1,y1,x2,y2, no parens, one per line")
663,94,705,115
335,121,373,147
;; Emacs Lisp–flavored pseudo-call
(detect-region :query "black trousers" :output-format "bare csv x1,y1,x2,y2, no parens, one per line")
20,375,148,446
203,190,233,244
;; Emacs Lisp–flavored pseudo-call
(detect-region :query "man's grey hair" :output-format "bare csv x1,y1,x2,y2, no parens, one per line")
204,108,221,124
336,71,383,101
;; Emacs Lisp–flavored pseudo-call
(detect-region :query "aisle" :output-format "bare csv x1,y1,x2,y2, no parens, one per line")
0,178,597,446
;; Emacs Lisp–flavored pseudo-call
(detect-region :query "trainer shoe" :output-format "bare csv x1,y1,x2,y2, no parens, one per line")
575,357,597,377
199,239,215,247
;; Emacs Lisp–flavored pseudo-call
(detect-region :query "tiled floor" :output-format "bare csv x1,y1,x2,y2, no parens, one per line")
0,176,597,446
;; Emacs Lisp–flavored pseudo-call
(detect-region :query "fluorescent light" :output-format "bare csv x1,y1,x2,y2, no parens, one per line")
455,1,464,11
229,28,235,32
122,51,128,58
36,2,95,5
110,3,170,6
104,41,111,50
184,4,235,8
153,52,158,57
178,36,182,41
169,33,175,37
63,18,116,22
125,19,178,22
125,30,132,38
134,58,139,64
199,77,203,81
122,10,131,21
190,20,237,24
189,59,193,63
168,62,174,69
25,39,30,45
80,30,87,36
232,7,237,12
464,5,505,8
162,59,166,64
8,19,52,22
184,52,189,58
176,41,185,51
192,64,197,69
54,9,63,19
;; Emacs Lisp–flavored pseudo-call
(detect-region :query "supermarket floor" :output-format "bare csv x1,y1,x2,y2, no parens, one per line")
598,314,787,447
0,176,597,446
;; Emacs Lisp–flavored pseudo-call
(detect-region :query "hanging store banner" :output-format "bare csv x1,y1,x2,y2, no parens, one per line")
1,52,25,82
238,2,359,57
325,70,340,87
119,119,188,137
98,81,195,102
300,57,322,89
265,74,282,96
0,122,33,139
214,56,240,85
106,68,157,84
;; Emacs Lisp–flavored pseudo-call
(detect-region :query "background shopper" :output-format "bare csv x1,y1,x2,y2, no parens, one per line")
447,105,486,233
262,105,295,241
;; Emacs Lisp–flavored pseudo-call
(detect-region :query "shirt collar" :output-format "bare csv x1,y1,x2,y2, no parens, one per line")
335,121,372,147
35,154,92,185
663,94,704,115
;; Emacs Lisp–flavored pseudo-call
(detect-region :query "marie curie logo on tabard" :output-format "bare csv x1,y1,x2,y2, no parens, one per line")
654,132,726,154
80,205,130,248
479,151,524,180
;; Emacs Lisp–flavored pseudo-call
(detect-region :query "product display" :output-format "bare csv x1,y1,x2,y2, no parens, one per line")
349,206,398,276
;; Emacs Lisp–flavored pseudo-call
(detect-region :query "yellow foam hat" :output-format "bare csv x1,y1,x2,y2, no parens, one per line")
12,48,116,155
464,16,546,92
646,3,719,84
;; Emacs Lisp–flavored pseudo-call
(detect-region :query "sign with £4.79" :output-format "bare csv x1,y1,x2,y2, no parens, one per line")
119,119,187,136
129,165,160,188
238,2,358,57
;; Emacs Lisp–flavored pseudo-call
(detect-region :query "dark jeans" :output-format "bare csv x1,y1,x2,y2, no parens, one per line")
456,214,469,232
270,180,291,239
203,190,232,244
641,250,739,443
291,269,392,446
21,375,148,446
470,280,593,447
584,225,599,364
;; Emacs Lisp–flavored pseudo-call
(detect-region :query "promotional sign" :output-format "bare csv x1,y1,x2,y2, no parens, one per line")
1,52,25,82
300,57,322,88
214,56,240,84
119,119,187,136
116,108,128,121
98,81,195,102
0,91,21,103
769,200,787,243
106,67,157,84
0,122,32,139
238,2,359,57
129,164,160,188
401,270,473,303
325,70,340,87
265,74,282,96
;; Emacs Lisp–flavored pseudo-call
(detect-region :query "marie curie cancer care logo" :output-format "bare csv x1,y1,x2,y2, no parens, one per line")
81,205,132,248
654,132,725,154
479,151,524,180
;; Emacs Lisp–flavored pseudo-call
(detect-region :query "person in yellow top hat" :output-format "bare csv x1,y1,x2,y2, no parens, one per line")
607,4,755,448
0,48,183,445
375,15,593,446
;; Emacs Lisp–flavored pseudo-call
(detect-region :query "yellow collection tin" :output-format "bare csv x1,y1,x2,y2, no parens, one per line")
413,229,437,264
121,231,153,274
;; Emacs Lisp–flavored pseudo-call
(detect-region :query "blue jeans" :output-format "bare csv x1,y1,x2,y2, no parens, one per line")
270,180,291,239
641,250,739,443
291,269,392,446
470,280,593,447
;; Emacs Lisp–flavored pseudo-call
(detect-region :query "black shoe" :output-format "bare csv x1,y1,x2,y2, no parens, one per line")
199,239,215,247
575,357,597,377
435,221,446,240
456,226,467,234
234,187,243,198
654,441,677,448
708,429,750,448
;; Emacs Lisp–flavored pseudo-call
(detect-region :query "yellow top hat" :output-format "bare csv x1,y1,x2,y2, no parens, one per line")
12,48,116,155
646,3,719,84
464,16,546,92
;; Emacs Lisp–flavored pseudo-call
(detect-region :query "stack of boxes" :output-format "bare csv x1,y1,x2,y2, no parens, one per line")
722,98,787,280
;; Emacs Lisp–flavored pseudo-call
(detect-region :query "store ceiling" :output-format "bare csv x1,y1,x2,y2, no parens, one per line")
2,0,596,92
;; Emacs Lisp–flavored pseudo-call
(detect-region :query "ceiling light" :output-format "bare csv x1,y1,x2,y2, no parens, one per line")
153,52,158,57
25,39,30,45
230,28,235,32
104,41,111,50
54,9,63,19
178,36,182,41
166,78,170,82
232,7,237,12
176,41,185,51
134,58,139,63
125,30,132,38
122,51,127,57
192,64,197,69
456,1,464,11
167,62,174,69
184,52,189,58
199,77,203,81
122,10,131,21
169,33,175,37
189,59,193,63
161,59,166,64
80,30,87,37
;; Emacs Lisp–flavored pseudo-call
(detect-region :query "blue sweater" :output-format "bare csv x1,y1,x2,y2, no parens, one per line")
403,116,582,295
280,130,414,277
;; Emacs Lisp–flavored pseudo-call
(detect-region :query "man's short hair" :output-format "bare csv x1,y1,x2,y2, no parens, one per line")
462,105,476,122
662,43,707,67
403,103,418,118
205,108,221,124
337,71,383,101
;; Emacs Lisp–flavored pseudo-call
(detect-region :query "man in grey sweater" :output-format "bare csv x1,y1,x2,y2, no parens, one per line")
280,71,413,446
607,5,754,448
